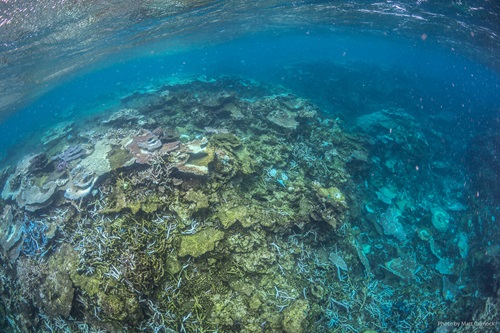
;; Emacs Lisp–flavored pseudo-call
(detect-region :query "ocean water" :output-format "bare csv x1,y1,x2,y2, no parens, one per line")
0,1,499,332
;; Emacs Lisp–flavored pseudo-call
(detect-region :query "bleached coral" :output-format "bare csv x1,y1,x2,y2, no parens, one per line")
266,110,299,130
79,140,111,176
431,207,450,232
125,131,162,164
378,207,406,242
329,252,348,271
102,108,143,125
376,186,397,204
384,257,416,280
18,181,58,212
64,166,97,200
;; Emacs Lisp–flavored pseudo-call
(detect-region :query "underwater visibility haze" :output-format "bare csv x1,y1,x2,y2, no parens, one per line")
0,1,499,332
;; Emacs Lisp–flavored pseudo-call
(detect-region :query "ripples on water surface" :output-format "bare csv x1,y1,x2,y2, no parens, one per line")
0,1,499,332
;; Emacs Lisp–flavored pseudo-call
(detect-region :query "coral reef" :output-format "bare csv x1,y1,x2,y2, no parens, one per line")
53,145,85,171
178,228,225,257
125,131,163,164
431,206,450,233
0,77,498,333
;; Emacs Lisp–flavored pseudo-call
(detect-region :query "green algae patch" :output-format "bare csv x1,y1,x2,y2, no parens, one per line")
107,148,133,170
184,189,210,212
283,299,310,333
178,228,224,257
217,205,248,228
69,271,102,299
210,133,242,151
315,186,347,206
234,146,255,174
165,255,182,275
42,244,78,317
97,292,141,322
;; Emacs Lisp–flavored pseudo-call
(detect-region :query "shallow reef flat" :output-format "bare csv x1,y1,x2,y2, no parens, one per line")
0,76,498,332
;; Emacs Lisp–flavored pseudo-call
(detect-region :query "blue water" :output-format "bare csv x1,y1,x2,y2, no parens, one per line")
1,1,500,332
2,32,498,161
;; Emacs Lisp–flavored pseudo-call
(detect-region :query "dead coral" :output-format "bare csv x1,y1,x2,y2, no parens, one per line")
17,181,58,212
64,165,96,200
173,137,214,176
266,110,299,130
125,131,162,164
102,108,143,125
0,205,24,262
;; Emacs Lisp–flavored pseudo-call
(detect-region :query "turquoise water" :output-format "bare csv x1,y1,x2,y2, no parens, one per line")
0,1,499,332
2,33,498,157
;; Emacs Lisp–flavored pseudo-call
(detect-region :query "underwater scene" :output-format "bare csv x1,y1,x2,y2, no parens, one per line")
0,1,499,333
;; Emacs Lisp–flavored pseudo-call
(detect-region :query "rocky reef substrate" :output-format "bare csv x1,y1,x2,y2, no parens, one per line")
0,76,498,333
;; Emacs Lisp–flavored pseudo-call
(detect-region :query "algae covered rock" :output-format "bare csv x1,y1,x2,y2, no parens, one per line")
312,185,349,228
210,133,255,175
217,205,248,228
70,269,142,323
40,271,74,318
165,255,182,274
283,299,310,333
232,247,275,273
210,133,241,151
217,204,265,228
315,186,347,207
178,228,224,257
184,189,210,212
267,110,299,130
40,244,79,317
98,292,141,322
210,293,249,327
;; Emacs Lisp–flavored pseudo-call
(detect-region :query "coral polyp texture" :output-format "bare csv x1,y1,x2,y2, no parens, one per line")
0,77,498,332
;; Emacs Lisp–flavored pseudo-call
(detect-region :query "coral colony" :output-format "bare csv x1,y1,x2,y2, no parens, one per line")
0,77,498,332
